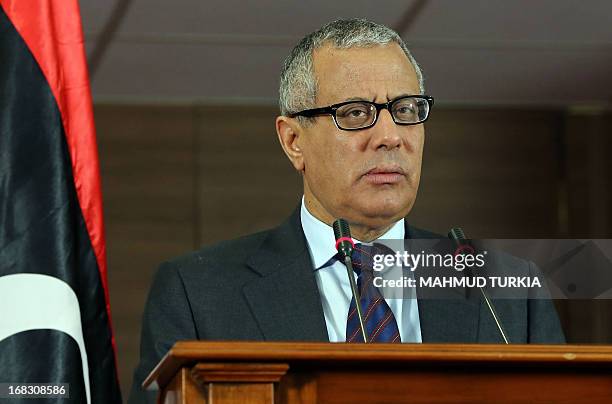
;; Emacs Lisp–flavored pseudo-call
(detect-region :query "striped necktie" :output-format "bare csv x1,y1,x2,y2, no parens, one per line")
345,243,401,343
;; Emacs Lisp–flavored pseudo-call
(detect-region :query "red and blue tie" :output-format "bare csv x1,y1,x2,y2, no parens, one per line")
345,243,401,343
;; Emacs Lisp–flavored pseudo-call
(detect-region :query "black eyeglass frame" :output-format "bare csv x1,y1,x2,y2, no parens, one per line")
287,95,434,131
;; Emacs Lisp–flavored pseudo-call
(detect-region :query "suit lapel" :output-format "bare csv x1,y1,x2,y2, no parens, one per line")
242,208,329,342
406,223,481,343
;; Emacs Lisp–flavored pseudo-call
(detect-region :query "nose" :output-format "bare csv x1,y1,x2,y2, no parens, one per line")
369,108,402,150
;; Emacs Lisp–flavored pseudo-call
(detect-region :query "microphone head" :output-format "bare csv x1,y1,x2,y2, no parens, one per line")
333,218,351,239
333,218,354,258
448,227,466,241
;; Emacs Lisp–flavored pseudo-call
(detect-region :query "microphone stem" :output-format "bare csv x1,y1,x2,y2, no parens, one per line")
479,286,509,344
449,227,511,345
344,256,369,343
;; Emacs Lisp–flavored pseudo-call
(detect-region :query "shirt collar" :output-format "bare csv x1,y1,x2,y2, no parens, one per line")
300,196,405,270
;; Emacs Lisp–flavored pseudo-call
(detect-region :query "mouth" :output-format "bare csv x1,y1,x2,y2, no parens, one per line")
361,166,406,185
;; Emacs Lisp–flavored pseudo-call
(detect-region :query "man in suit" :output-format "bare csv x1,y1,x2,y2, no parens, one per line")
129,18,564,402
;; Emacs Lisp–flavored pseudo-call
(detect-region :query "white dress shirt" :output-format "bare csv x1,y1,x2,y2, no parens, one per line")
300,197,422,343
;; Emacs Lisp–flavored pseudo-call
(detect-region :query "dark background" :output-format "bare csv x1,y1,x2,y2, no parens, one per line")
80,0,612,394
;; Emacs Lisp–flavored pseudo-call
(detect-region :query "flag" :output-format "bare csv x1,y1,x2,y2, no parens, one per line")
0,1,121,402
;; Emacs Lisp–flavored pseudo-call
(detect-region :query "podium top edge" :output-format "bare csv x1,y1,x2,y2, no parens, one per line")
143,342,612,389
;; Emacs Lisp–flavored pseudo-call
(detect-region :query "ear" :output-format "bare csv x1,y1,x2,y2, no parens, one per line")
276,115,305,172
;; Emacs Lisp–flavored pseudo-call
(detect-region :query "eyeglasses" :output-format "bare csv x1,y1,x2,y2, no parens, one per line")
287,95,434,131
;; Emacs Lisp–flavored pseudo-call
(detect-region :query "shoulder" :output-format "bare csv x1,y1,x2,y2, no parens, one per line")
158,228,273,281
164,206,304,276
405,224,444,239
175,229,269,266
407,224,530,267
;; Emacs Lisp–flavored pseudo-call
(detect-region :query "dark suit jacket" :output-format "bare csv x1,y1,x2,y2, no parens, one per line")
128,208,565,403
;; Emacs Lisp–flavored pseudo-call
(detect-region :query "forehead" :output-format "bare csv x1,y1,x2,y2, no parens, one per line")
312,43,419,104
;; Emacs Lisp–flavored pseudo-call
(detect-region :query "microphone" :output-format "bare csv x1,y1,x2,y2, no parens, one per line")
333,218,368,343
448,227,510,344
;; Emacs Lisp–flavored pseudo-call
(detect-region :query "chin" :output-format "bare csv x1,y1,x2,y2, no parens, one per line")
351,195,414,224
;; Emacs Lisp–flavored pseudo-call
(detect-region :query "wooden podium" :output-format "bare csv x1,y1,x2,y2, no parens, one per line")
143,342,612,403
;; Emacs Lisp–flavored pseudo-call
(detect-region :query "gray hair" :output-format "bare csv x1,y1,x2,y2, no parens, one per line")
279,18,424,121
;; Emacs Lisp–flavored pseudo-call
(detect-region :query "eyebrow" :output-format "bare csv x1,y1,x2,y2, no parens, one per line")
390,93,417,100
339,94,419,104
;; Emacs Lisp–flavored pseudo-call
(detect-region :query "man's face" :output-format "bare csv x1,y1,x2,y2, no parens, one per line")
285,43,425,233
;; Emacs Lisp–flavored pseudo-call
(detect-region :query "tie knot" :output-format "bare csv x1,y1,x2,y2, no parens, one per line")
350,243,385,276
334,243,393,276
